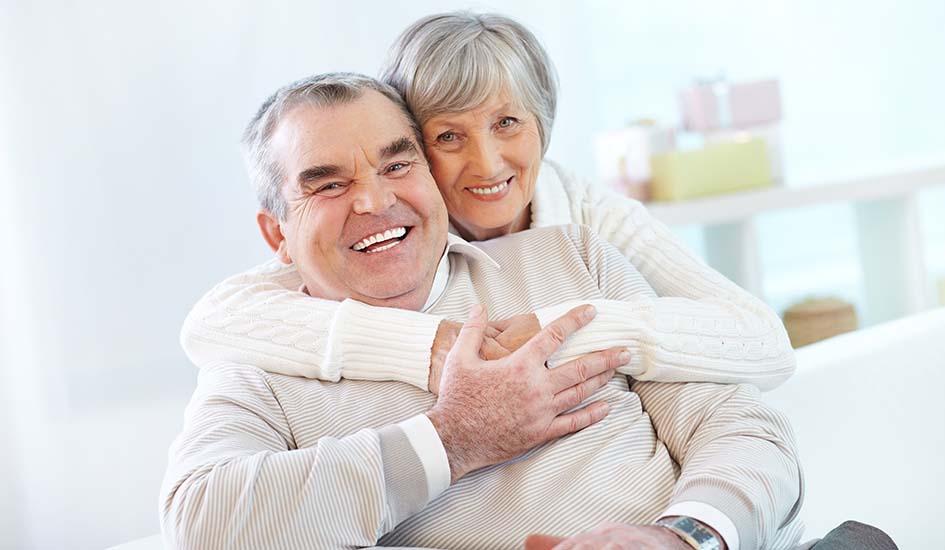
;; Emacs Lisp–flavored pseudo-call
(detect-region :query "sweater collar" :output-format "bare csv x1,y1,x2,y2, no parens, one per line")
422,233,500,311
529,160,574,229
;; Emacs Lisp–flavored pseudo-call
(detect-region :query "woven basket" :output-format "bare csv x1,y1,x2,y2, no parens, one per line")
783,297,858,348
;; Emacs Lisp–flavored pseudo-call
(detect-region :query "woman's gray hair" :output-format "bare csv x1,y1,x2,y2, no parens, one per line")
380,12,558,155
241,72,421,220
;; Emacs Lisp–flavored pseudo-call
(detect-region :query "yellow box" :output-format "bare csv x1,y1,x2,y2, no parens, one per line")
649,138,773,201
938,277,945,306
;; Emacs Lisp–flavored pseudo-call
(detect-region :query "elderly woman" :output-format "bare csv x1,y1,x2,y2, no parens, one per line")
182,13,793,393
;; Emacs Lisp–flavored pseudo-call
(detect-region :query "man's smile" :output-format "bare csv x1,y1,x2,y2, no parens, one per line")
350,226,412,253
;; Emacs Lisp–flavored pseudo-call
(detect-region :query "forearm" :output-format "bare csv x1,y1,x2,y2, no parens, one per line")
161,368,446,550
162,428,428,550
534,299,794,390
581,185,795,390
180,259,442,389
633,380,803,550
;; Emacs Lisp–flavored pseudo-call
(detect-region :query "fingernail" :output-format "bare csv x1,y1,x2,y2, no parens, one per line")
582,305,597,321
469,304,483,319
618,349,631,364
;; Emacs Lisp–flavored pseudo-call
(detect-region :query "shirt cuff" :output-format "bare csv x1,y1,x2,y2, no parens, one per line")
397,414,451,501
660,501,740,550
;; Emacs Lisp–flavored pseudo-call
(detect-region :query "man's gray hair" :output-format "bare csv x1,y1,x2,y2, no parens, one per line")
241,72,422,220
380,12,558,155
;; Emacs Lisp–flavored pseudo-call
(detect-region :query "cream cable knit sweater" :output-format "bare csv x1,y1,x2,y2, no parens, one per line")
180,160,795,390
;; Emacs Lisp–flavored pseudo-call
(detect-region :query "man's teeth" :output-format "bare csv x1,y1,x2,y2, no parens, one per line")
469,180,509,195
352,226,407,251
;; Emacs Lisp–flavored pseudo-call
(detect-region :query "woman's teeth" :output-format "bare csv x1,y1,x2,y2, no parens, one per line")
469,180,509,195
352,226,407,252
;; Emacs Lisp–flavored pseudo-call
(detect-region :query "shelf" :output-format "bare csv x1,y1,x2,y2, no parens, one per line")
646,162,945,226
642,160,945,326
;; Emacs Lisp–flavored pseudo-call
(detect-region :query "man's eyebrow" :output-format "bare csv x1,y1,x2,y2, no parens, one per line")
379,137,418,159
297,164,341,183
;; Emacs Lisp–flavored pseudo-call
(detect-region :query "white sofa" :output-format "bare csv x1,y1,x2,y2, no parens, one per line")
112,308,945,549
762,306,945,548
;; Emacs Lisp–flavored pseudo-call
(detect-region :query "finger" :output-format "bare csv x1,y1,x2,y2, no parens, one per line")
490,317,510,331
480,337,512,361
546,400,610,440
524,534,566,550
548,347,629,394
553,370,615,413
516,304,596,363
449,305,489,361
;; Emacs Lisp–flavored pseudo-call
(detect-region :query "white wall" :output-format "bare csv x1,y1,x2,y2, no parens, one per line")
1,1,943,548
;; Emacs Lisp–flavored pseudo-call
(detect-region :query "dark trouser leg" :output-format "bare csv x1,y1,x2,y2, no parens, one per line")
811,520,898,550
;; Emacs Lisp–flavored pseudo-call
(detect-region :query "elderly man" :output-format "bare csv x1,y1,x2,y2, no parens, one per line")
161,73,806,550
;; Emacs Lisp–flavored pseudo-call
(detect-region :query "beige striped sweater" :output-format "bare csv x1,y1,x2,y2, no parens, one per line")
162,225,804,550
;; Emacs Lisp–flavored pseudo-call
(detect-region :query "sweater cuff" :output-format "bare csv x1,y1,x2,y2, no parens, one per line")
669,484,758,550
397,414,451,501
661,501,740,550
325,299,443,390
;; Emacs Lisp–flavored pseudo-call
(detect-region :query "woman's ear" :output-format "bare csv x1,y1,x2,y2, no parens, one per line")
257,210,292,264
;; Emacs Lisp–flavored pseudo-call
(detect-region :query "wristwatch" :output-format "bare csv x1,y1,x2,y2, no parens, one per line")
655,516,722,550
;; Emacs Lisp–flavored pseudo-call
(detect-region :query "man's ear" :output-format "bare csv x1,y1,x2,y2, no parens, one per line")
257,210,292,264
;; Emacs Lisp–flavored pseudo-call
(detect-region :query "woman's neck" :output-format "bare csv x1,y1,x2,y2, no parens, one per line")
453,204,532,241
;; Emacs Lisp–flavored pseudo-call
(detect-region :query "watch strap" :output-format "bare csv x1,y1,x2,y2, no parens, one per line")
656,516,722,550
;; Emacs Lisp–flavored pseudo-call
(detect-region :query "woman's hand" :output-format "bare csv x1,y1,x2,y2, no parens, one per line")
429,312,541,394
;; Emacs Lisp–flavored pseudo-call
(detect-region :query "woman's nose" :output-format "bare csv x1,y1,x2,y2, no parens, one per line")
467,135,504,180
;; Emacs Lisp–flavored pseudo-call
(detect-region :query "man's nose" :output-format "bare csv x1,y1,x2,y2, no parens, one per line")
467,135,504,180
351,178,396,215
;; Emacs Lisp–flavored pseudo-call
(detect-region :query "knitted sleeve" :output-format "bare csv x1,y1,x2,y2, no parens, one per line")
179,258,441,390
536,166,796,390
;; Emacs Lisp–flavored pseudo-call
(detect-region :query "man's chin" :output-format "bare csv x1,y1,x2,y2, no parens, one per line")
351,282,429,311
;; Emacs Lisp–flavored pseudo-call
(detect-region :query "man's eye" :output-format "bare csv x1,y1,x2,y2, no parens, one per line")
386,162,411,174
315,182,344,194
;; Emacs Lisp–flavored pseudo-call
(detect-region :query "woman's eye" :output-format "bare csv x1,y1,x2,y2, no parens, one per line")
438,132,456,143
498,117,518,128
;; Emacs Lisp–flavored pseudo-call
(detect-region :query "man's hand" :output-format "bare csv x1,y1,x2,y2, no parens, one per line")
426,304,629,482
524,523,696,550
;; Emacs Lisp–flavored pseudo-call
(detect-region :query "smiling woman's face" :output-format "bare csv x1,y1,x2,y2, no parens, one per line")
422,92,543,242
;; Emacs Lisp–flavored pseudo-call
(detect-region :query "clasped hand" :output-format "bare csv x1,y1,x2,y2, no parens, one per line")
425,304,630,482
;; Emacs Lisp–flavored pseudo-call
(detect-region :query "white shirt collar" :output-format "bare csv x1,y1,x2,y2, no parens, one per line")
421,233,499,311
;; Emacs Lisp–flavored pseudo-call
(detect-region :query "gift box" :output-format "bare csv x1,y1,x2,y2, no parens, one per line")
704,123,784,183
593,121,675,201
649,138,773,201
679,78,781,132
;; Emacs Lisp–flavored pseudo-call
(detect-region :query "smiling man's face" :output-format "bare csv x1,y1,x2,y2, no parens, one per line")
258,89,448,311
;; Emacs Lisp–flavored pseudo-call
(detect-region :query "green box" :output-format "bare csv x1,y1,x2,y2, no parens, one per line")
649,138,773,201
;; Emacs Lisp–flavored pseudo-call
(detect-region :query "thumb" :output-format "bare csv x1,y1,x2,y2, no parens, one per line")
524,533,565,550
451,304,489,359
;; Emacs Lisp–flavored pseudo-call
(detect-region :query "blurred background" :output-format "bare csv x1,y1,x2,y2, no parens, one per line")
1,0,943,548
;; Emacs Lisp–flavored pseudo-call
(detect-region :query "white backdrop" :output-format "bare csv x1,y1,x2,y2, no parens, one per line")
1,1,943,548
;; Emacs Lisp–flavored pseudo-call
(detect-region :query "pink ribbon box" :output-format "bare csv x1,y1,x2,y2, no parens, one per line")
679,78,782,132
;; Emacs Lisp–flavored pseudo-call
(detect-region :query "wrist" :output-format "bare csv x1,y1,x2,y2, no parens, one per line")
656,516,726,550
424,407,474,482
430,320,461,393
